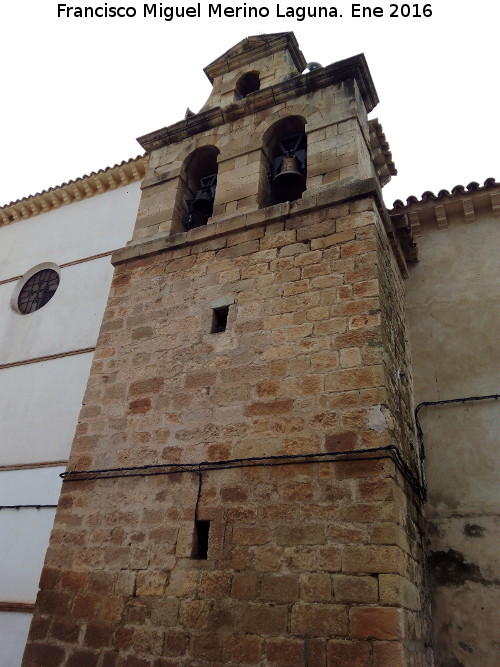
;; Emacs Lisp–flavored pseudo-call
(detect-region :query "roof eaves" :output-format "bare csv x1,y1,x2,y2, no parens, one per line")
0,155,148,226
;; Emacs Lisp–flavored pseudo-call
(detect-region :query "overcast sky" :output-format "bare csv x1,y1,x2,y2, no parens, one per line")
1,1,498,209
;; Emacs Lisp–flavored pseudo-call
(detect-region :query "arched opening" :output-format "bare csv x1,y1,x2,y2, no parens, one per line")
176,146,220,231
235,72,260,100
259,116,307,208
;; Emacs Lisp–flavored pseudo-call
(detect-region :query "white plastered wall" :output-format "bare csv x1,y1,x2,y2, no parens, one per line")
0,180,142,665
0,613,32,667
406,208,500,665
0,507,58,601
0,258,115,364
0,183,141,282
407,212,500,512
0,353,92,464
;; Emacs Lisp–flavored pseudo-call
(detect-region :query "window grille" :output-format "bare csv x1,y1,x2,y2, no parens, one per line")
18,269,60,314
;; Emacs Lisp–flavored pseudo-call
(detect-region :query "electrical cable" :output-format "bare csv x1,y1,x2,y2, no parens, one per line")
0,505,57,510
9,395,488,517
60,445,426,500
414,392,499,502
194,470,203,521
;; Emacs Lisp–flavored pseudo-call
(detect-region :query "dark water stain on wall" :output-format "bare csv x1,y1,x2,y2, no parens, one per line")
439,658,465,667
428,549,500,587
458,641,474,653
428,549,482,587
463,523,485,538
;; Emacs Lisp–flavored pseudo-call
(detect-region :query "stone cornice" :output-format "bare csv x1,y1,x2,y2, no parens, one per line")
369,118,397,187
0,156,147,227
390,178,500,236
204,32,306,82
112,176,410,277
138,54,379,152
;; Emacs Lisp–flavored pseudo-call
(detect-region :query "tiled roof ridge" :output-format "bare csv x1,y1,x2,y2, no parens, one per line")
389,177,500,236
0,155,148,226
391,177,498,211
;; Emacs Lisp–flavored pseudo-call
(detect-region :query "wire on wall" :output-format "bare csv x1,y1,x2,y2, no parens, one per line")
0,505,57,510
60,444,426,501
415,392,499,502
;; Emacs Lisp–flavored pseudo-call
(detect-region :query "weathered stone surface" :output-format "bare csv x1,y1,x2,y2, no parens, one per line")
327,639,372,666
350,606,403,640
23,33,430,667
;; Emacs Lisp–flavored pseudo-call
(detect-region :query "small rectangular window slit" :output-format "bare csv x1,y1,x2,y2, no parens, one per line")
211,306,229,333
191,520,210,560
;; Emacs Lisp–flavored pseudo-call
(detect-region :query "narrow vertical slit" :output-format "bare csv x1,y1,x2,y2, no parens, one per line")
191,471,209,559
211,306,229,333
191,520,210,560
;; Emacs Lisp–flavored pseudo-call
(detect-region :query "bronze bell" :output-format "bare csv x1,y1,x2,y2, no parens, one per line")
272,153,306,203
191,188,214,217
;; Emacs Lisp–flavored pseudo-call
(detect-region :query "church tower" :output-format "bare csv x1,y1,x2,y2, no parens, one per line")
23,33,432,666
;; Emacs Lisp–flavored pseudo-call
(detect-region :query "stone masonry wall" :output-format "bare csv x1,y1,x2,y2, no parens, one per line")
374,221,433,664
133,78,372,241
376,223,419,470
24,195,431,666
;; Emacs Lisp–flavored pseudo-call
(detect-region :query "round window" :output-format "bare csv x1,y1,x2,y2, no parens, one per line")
17,268,60,314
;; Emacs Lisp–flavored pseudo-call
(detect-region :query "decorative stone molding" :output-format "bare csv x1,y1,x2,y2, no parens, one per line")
138,54,379,152
0,156,147,226
0,347,95,371
0,461,67,471
0,250,115,286
113,176,414,277
204,32,306,82
0,602,35,613
434,204,448,230
390,178,499,234
369,118,397,187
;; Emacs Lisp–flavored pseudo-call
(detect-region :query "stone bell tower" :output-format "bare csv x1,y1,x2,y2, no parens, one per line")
23,33,432,666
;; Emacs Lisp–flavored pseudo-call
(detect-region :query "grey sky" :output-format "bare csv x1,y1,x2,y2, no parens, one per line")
1,1,498,208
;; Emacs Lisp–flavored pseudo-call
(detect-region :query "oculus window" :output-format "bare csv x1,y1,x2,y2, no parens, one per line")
14,266,60,314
